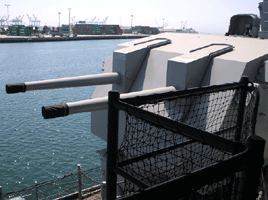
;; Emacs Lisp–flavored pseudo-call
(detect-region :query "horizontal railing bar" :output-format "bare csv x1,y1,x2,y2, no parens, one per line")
123,80,250,106
112,167,149,189
118,139,193,167
214,125,237,136
118,126,237,167
117,147,249,200
117,135,265,200
113,99,244,154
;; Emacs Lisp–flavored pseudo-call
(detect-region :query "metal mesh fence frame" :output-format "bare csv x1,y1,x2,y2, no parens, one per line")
116,139,265,200
106,77,261,199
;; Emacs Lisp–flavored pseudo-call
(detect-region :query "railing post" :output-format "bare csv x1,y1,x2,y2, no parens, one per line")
101,181,107,200
78,164,82,200
237,135,265,199
0,186,3,200
235,76,249,142
35,181,38,200
106,91,120,200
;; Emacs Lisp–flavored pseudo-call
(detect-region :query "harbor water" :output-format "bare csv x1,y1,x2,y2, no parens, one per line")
0,39,134,193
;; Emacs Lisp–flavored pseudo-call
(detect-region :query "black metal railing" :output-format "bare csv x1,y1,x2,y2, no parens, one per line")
106,76,264,200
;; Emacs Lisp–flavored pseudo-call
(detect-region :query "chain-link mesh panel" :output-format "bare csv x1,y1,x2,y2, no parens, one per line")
117,85,259,197
118,114,233,196
177,172,244,199
241,87,259,143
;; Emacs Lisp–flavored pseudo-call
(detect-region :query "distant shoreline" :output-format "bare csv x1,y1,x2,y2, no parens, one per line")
0,34,148,43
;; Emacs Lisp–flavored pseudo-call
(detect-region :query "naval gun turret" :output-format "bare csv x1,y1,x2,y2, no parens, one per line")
259,0,268,38
225,14,260,37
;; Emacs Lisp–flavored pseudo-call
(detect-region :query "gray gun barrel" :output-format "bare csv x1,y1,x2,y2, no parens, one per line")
42,87,176,119
6,73,120,94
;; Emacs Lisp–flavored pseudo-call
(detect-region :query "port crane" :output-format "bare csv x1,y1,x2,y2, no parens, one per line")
32,14,41,27
155,18,168,29
84,16,96,24
27,14,41,27
27,14,32,26
83,16,107,24
89,16,96,24
181,20,187,29
0,16,6,27
0,15,9,28
99,17,108,25
11,15,24,25
95,17,108,25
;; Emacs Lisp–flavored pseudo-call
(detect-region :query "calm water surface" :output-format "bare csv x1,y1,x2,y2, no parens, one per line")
0,39,134,192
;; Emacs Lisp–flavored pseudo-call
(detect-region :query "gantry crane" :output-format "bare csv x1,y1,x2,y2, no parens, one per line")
27,14,40,27
11,15,24,25
32,14,41,27
99,17,108,25
0,16,6,27
86,16,96,24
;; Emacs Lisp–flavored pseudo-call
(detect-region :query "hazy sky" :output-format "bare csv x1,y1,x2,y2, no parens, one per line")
0,0,263,34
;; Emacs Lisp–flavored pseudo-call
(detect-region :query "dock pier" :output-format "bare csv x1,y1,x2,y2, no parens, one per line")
0,34,148,43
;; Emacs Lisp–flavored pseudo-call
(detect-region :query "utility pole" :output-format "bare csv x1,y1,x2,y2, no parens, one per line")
5,4,11,26
67,8,71,35
131,15,133,30
58,12,61,28
162,18,165,31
